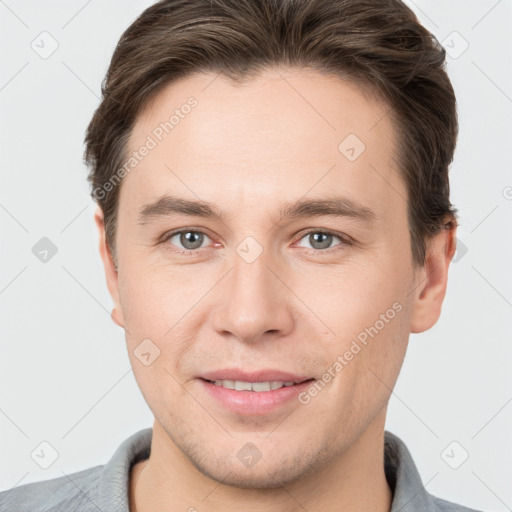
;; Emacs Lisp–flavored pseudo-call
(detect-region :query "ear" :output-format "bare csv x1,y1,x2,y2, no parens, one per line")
410,220,457,333
94,205,125,328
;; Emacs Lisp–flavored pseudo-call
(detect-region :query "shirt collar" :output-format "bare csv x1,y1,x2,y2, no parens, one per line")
385,430,438,511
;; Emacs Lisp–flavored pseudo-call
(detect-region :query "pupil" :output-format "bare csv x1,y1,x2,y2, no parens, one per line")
311,232,332,249
181,231,203,249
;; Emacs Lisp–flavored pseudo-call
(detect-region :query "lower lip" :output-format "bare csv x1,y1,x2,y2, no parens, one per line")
198,378,315,415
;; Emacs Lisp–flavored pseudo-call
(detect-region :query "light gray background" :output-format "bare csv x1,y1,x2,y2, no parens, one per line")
0,1,511,510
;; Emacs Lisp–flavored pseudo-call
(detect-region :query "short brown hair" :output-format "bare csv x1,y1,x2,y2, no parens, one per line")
84,0,458,266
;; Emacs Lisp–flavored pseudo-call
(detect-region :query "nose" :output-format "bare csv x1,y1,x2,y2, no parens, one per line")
211,250,295,345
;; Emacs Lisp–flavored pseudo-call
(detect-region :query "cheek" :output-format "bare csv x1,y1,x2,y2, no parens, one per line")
310,258,412,395
298,254,409,336
118,263,188,336
118,264,211,375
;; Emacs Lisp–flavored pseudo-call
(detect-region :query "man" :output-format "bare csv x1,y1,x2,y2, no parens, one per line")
0,0,482,510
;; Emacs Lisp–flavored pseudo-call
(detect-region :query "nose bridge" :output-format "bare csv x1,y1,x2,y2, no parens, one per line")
212,245,294,343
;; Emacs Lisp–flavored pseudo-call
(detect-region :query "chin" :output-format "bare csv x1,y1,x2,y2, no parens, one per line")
197,462,305,489
185,444,327,490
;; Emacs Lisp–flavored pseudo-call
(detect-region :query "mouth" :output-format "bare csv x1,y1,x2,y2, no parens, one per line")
200,378,314,392
197,370,317,415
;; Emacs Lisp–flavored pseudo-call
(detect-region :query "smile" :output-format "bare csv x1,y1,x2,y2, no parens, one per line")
206,379,298,392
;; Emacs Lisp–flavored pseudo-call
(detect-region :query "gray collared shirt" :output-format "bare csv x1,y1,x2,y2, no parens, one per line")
0,429,483,511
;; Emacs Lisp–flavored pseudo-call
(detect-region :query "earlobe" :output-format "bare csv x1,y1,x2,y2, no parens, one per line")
111,308,124,327
94,205,125,328
410,222,457,333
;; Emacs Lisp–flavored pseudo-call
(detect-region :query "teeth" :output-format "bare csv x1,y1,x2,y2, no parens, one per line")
211,380,297,392
252,381,271,392
215,379,234,389
235,380,252,391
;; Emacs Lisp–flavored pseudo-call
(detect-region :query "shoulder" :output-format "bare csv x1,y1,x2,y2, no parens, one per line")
384,431,485,512
0,428,152,512
0,465,103,512
430,494,485,512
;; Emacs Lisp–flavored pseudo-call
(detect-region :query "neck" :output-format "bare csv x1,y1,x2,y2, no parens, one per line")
130,416,392,512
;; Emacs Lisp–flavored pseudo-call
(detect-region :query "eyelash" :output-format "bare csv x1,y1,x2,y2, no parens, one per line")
160,228,351,256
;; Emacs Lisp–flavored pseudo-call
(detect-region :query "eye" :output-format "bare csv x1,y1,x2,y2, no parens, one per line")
161,228,349,255
295,230,348,252
164,229,212,252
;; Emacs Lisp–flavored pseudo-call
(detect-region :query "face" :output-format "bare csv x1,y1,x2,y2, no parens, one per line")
97,67,452,488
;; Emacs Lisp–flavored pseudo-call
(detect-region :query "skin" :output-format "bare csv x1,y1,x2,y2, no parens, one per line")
94,67,456,512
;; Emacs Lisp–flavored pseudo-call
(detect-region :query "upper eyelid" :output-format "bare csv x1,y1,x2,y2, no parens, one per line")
295,228,347,240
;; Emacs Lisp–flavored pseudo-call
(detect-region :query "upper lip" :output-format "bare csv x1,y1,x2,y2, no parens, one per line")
200,369,314,384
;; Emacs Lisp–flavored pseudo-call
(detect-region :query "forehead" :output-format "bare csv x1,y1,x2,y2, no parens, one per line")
122,67,404,220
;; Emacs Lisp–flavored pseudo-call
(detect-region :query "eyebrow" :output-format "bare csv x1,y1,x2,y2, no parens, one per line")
137,194,377,224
